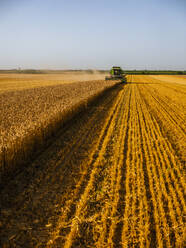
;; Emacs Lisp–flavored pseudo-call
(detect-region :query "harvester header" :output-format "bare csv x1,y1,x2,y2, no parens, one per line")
105,66,126,83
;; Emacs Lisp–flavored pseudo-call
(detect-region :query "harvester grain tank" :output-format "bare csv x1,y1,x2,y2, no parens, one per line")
105,66,127,82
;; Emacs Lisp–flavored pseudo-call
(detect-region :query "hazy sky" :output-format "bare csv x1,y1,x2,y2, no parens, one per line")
0,0,186,70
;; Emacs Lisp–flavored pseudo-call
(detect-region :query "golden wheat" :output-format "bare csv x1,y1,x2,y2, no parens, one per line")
0,75,185,247
0,79,117,181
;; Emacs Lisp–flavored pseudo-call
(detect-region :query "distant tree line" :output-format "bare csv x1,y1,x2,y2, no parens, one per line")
123,70,186,75
0,69,185,75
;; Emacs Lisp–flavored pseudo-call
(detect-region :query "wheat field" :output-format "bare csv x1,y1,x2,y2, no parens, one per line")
0,75,185,247
0,78,117,181
0,72,108,92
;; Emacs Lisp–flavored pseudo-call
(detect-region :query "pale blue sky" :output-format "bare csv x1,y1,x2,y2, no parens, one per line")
0,0,186,70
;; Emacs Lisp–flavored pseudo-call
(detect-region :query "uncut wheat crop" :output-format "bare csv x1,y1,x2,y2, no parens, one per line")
0,74,185,248
0,78,116,180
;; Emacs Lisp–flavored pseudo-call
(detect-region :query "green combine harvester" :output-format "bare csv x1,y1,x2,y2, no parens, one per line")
105,66,127,83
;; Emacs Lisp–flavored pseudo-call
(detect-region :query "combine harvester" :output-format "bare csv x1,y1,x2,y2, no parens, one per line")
105,66,127,83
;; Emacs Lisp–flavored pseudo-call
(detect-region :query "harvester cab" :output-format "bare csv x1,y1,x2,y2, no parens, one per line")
105,66,126,83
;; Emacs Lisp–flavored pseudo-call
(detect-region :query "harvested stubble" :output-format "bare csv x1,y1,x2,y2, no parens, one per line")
0,75,185,248
45,75,185,248
0,80,117,182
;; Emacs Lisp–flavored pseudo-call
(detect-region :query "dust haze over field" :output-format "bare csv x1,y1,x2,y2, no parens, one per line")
0,71,109,92
0,75,185,247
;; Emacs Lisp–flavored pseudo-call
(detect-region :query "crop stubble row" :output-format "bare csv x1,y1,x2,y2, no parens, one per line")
47,75,185,247
0,75,185,247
